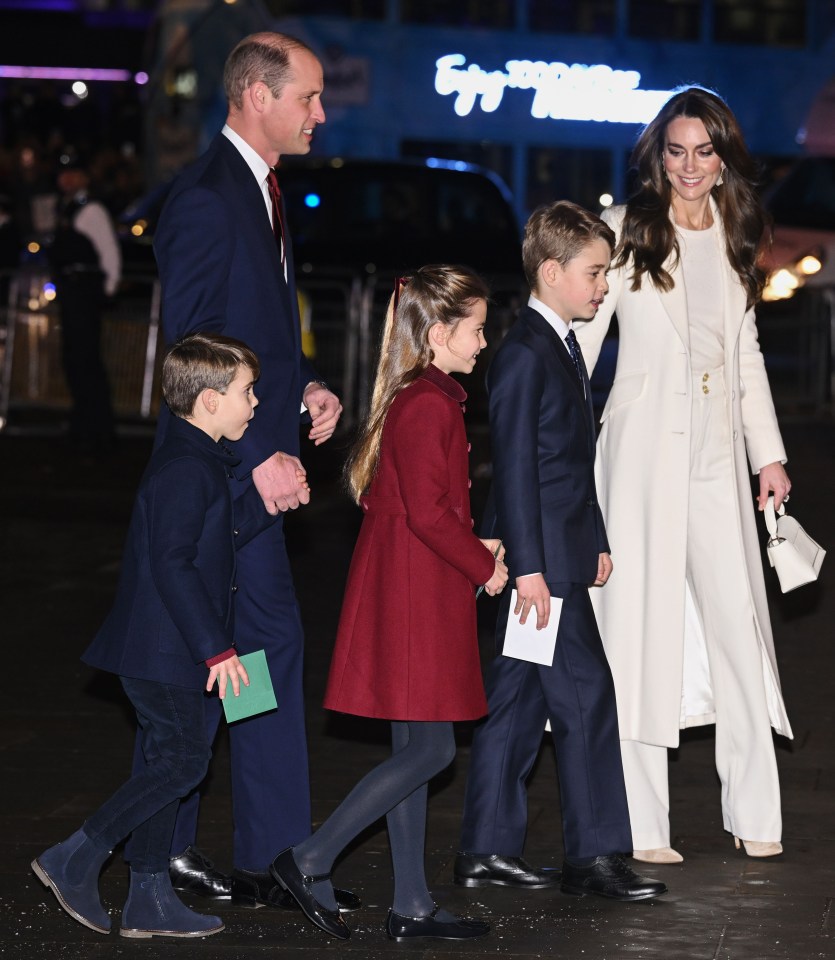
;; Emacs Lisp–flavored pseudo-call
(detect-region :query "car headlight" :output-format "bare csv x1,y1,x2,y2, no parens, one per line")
762,248,826,301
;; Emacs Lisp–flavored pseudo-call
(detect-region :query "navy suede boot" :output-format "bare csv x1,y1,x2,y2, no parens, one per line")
31,827,112,934
120,869,225,939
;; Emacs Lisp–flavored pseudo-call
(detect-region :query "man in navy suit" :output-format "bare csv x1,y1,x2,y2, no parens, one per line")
133,33,350,909
455,201,666,901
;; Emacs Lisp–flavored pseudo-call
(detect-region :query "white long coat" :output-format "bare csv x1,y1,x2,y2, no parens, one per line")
574,204,792,747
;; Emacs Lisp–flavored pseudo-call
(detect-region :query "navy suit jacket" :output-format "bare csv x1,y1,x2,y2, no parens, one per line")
153,133,317,476
82,418,274,689
485,305,609,588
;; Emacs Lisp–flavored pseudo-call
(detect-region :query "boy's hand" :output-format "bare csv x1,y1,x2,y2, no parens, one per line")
480,538,506,563
592,552,613,587
207,654,250,699
515,573,550,629
483,558,508,596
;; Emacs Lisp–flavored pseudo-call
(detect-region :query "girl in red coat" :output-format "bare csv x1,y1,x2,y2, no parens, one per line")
270,265,508,942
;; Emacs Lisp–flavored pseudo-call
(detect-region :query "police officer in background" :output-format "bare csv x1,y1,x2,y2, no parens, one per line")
51,150,121,454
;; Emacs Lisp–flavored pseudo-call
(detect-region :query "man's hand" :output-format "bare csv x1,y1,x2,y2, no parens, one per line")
206,654,249,699
252,451,310,515
757,461,791,511
592,552,613,587
515,573,550,630
304,383,343,446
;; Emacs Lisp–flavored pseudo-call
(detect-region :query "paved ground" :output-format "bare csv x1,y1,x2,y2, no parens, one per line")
1,412,833,960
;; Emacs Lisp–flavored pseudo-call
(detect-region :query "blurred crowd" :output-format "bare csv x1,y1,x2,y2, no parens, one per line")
0,79,148,268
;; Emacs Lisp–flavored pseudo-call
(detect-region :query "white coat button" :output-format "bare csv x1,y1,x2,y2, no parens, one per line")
733,430,738,441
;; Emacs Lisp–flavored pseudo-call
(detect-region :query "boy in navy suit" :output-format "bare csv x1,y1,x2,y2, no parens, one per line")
455,201,666,901
32,333,278,939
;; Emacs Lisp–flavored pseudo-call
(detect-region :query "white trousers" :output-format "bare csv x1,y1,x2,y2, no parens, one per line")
622,369,782,849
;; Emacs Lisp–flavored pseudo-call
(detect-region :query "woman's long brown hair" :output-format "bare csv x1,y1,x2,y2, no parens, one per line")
615,86,768,309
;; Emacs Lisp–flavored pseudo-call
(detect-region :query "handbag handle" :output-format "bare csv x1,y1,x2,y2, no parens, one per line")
763,494,786,542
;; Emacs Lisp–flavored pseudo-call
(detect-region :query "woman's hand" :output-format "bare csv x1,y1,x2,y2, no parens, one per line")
757,461,791,511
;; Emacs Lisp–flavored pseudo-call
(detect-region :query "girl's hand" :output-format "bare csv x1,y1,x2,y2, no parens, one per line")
480,538,506,562
757,461,791,511
483,559,508,597
206,654,250,699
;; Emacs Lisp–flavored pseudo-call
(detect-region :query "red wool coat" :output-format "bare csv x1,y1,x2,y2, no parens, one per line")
324,364,496,721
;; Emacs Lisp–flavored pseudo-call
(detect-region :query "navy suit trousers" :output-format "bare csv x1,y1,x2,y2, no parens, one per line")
460,583,632,861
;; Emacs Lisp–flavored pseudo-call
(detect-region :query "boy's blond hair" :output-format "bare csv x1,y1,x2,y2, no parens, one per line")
162,333,260,419
522,200,615,292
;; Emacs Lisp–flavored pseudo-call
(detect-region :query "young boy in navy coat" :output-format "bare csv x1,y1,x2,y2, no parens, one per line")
32,333,276,939
455,201,667,901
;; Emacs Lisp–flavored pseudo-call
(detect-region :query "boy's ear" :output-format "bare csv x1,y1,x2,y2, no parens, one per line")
539,258,561,289
198,388,219,415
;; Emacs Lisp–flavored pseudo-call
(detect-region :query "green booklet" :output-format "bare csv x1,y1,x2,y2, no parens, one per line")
222,649,277,724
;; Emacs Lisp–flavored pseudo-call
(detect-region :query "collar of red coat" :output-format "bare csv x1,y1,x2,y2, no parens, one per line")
420,362,467,404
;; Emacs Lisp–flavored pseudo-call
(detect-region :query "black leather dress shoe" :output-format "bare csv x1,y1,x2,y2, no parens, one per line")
269,848,351,940
231,868,361,913
385,906,490,942
560,855,667,901
168,846,231,900
453,853,560,889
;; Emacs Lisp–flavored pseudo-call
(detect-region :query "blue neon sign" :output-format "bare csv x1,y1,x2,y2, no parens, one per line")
434,54,674,124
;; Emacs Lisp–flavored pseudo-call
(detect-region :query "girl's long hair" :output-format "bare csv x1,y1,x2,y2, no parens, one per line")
615,85,768,308
346,264,489,503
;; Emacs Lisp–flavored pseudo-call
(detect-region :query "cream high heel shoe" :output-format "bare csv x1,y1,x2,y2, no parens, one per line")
631,847,683,864
734,837,783,858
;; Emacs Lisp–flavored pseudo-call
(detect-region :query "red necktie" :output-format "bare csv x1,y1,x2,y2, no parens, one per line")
266,169,286,266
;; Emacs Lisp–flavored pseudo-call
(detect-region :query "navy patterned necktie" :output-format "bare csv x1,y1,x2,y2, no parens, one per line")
565,328,586,389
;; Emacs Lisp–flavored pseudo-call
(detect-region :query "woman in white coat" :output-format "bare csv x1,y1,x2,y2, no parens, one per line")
574,86,792,864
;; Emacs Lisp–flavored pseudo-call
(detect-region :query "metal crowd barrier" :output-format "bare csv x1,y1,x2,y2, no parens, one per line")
1,266,826,435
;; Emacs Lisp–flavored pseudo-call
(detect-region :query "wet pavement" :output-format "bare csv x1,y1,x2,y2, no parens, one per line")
1,413,833,959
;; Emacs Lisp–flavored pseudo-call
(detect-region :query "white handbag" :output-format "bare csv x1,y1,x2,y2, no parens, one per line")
764,496,826,593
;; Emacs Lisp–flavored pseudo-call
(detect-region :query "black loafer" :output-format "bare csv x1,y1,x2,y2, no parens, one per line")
269,848,351,940
453,853,560,889
385,906,490,942
231,868,361,913
560,855,667,901
169,846,231,900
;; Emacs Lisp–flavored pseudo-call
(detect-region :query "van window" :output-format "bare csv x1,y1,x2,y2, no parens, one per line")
766,157,835,230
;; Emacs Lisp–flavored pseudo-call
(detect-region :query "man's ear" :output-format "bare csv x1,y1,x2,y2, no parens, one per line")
428,321,448,348
247,80,270,114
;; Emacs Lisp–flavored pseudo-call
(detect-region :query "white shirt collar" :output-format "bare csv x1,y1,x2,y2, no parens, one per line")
222,124,271,186
528,294,571,344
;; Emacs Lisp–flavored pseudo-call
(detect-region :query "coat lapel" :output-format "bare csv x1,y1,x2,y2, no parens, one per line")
217,137,300,356
656,251,691,352
523,308,594,445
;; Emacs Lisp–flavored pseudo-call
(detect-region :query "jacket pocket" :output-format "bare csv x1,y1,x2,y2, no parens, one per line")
600,371,647,422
